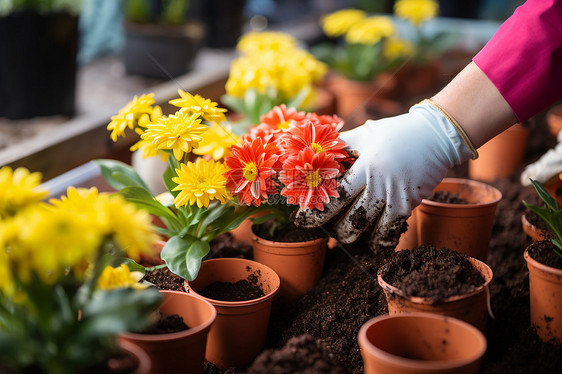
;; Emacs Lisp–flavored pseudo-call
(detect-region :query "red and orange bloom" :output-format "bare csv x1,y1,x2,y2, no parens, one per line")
279,147,340,211
306,113,344,131
224,137,279,207
259,104,306,135
280,119,349,163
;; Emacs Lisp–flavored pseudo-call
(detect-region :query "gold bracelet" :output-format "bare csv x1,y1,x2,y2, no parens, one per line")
419,98,479,160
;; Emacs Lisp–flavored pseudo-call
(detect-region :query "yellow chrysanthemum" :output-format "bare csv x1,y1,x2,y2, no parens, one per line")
97,264,147,291
172,158,231,208
193,123,239,160
321,9,367,38
107,93,156,141
383,37,415,60
0,166,48,219
394,0,439,26
141,111,208,160
345,16,396,45
236,31,299,54
169,89,227,123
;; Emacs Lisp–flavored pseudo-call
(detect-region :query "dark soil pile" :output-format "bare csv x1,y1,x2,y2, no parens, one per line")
427,190,468,204
379,246,485,302
141,311,188,334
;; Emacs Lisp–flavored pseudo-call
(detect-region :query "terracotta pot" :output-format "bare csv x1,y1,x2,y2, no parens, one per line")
119,290,216,374
378,257,493,332
250,226,328,304
229,211,269,246
521,213,554,243
115,340,152,374
138,240,166,267
313,87,337,116
185,258,280,369
394,60,442,99
546,104,562,137
396,208,418,251
468,123,529,182
358,313,487,374
417,178,502,261
524,246,562,343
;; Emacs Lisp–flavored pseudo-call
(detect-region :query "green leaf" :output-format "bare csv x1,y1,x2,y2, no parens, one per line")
118,186,180,228
95,159,151,192
161,235,210,281
121,258,146,274
164,160,181,198
529,178,558,210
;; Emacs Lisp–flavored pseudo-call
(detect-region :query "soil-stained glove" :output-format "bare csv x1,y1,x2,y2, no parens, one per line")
294,102,474,251
521,131,562,186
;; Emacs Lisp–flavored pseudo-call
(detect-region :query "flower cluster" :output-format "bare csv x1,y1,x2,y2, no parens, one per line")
223,31,328,124
224,105,350,211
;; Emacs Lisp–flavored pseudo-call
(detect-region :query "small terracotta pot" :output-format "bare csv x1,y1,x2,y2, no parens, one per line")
524,246,562,343
546,104,562,137
229,211,269,246
417,178,502,261
396,208,418,251
468,123,529,182
119,290,216,374
116,340,152,374
358,313,487,374
250,226,328,304
378,257,493,332
521,214,554,243
185,258,280,369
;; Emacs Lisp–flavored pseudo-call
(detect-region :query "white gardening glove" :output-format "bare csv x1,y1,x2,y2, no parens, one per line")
294,102,474,251
520,131,562,186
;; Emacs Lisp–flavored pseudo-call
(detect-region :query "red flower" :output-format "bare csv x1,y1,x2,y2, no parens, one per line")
279,147,340,211
259,104,307,135
306,113,344,131
280,119,349,164
224,137,279,206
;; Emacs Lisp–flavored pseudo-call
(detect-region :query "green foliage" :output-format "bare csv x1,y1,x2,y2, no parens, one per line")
523,179,562,258
0,0,82,16
96,158,262,281
124,0,190,26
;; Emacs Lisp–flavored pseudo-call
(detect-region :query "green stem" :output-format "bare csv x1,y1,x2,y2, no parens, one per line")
144,264,168,272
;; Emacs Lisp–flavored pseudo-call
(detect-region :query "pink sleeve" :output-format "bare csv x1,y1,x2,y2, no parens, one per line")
473,0,562,122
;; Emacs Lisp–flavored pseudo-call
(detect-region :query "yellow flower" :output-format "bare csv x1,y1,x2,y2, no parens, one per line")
345,16,396,45
321,9,366,38
97,264,147,290
383,37,415,60
169,90,227,123
172,158,231,208
141,111,208,160
394,0,439,26
0,166,48,219
193,123,239,160
236,31,299,54
107,94,156,141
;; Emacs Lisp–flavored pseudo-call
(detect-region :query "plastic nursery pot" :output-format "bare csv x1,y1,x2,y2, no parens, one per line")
119,290,216,374
358,313,487,374
185,258,280,369
417,178,502,261
396,208,418,251
521,213,554,243
546,104,562,137
115,340,152,374
250,225,328,304
524,245,562,343
377,257,493,332
468,123,530,182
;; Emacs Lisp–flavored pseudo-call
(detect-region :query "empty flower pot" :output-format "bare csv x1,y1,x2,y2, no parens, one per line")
250,226,328,304
524,245,562,343
119,290,216,374
468,123,529,182
417,178,502,261
378,257,493,332
185,258,280,369
358,313,487,374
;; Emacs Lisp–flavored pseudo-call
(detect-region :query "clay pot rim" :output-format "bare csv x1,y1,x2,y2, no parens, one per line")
421,178,502,209
524,246,562,276
358,312,487,370
118,339,152,374
377,257,493,305
184,258,281,308
249,225,329,249
120,290,217,342
521,214,554,241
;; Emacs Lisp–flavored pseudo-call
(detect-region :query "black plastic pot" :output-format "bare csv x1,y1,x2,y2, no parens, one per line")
0,11,78,120
123,21,205,80
188,0,246,48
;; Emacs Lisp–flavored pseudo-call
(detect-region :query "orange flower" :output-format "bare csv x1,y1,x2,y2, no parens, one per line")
224,137,279,207
279,147,340,211
258,104,306,136
306,113,344,131
280,119,349,163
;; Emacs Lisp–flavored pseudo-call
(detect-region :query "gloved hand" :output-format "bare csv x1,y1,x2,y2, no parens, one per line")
294,102,474,251
520,131,562,186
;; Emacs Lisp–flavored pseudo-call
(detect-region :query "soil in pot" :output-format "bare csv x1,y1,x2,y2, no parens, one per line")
143,267,184,291
197,274,266,301
525,209,551,233
140,311,188,334
527,240,562,269
252,220,328,242
427,190,468,204
379,245,485,303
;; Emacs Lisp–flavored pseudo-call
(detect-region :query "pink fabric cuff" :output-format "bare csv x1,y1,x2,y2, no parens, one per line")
473,0,562,122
